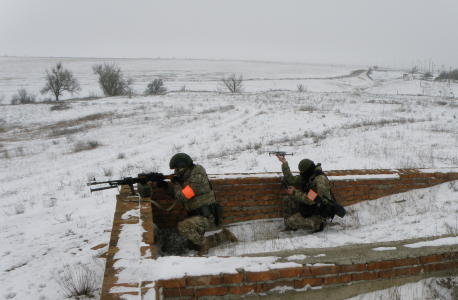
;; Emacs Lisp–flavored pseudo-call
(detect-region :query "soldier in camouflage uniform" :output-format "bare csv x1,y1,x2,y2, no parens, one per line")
158,153,238,256
277,154,331,232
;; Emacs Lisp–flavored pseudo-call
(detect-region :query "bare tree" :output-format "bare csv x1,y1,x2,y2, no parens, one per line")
92,62,134,96
219,73,244,93
41,62,81,101
409,66,418,79
144,79,167,95
422,71,433,80
11,88,36,104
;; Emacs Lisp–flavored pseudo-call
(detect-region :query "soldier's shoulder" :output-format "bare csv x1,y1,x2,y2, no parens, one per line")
191,164,207,175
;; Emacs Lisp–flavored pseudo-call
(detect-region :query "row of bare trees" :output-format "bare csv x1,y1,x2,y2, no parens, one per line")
10,62,245,104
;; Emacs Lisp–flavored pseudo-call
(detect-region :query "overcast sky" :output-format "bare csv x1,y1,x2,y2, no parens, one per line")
1,0,457,69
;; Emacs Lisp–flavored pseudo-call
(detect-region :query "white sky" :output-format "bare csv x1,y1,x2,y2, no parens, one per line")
1,0,457,69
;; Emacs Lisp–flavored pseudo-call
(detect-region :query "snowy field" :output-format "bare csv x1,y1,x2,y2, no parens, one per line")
1,57,458,299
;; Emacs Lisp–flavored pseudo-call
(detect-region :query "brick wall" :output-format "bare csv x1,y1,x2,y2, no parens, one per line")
151,168,458,228
101,168,458,300
158,252,458,299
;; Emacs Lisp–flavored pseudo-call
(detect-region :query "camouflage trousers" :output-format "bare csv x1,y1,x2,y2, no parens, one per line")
177,214,225,247
282,196,324,231
177,216,210,246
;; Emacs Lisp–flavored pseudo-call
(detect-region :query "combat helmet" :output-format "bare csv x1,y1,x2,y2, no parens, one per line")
298,159,316,177
169,153,193,169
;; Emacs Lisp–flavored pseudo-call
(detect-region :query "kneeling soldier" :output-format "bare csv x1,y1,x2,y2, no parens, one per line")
277,154,332,232
158,153,238,256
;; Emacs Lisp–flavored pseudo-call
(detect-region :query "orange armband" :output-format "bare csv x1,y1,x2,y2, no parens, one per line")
307,190,317,201
182,185,195,199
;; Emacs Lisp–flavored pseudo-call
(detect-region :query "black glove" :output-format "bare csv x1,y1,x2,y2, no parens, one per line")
157,181,168,189
172,176,180,183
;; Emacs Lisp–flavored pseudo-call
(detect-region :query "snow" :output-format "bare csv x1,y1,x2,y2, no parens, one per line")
372,247,397,251
1,57,458,299
404,237,458,248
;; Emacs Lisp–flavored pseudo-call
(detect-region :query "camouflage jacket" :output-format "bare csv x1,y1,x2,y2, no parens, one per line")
281,162,331,206
165,164,216,211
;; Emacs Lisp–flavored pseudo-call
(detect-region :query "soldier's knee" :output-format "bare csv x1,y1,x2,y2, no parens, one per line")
282,195,292,204
176,220,186,235
284,217,297,229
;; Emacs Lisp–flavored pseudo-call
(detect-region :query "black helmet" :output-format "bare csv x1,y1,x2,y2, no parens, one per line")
169,153,193,169
298,159,315,177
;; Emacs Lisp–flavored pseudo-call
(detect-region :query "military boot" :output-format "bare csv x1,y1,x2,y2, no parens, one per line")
197,238,211,256
222,227,238,243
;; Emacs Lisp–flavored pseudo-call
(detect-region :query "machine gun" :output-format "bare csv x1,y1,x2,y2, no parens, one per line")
87,172,173,197
268,151,293,157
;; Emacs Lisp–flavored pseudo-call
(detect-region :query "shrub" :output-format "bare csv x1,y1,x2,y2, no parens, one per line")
73,140,100,152
435,68,458,81
144,79,167,95
50,103,71,111
297,83,307,92
10,88,36,105
54,264,97,298
92,62,134,96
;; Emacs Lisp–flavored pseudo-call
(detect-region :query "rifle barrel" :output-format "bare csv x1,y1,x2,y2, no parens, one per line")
90,185,118,192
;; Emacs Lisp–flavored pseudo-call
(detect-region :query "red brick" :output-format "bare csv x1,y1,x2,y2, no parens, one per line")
278,267,310,278
240,190,257,196
220,191,240,196
158,278,186,288
429,262,452,272
310,265,340,276
394,258,419,267
229,284,261,294
213,185,232,191
378,269,405,278
380,261,395,269
259,201,276,206
351,272,378,281
420,255,443,264
209,179,225,185
223,273,244,284
195,287,228,297
225,211,244,217
367,262,381,271
162,288,194,298
323,274,351,285
263,281,294,291
405,266,427,275
294,277,323,288
340,264,366,273
250,184,266,189
246,270,279,282
224,179,244,185
232,184,250,190
444,252,458,260
434,172,448,178
244,178,263,184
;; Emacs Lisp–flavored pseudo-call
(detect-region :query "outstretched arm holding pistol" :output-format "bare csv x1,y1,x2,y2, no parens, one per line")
276,154,295,196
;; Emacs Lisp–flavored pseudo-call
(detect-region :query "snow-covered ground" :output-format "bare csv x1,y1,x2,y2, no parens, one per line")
1,57,458,299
